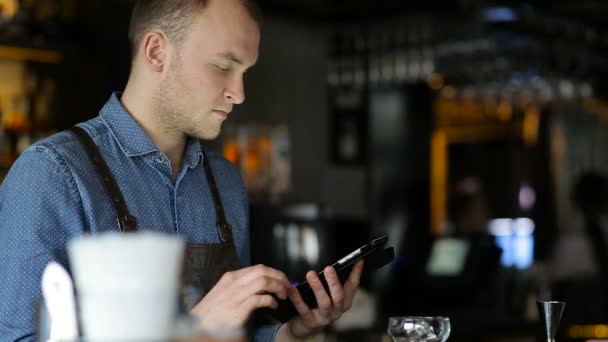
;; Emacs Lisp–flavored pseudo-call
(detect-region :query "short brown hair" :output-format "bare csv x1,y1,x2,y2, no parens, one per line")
128,0,262,59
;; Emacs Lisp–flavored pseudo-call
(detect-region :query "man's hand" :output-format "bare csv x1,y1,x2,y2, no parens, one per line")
190,264,291,331
277,260,364,340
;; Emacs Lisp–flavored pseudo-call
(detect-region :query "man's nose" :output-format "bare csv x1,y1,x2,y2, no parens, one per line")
224,76,245,104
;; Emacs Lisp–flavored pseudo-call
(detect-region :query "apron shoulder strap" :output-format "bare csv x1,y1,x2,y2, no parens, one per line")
199,142,234,244
70,126,137,233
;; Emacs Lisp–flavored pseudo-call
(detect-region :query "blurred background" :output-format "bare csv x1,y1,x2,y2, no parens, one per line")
1,0,608,341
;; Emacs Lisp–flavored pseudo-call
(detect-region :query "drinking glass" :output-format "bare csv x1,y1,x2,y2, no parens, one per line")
387,316,451,342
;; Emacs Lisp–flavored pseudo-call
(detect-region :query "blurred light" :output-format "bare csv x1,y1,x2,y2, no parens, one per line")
482,7,518,22
286,223,300,260
522,106,540,145
518,185,536,210
568,325,608,339
595,326,608,338
494,236,512,268
422,60,435,76
496,101,512,121
513,217,535,235
426,238,469,276
461,177,481,193
408,61,421,79
0,0,18,17
427,73,444,91
559,79,575,100
273,223,285,240
580,83,593,98
488,218,535,269
514,235,533,268
284,203,320,220
223,139,239,165
431,131,448,236
301,225,319,265
540,85,554,102
441,86,457,99
488,218,512,236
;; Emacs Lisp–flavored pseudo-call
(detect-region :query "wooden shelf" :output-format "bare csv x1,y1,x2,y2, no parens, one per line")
0,44,63,64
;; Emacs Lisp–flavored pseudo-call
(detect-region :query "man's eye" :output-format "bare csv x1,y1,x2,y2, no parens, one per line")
216,65,230,71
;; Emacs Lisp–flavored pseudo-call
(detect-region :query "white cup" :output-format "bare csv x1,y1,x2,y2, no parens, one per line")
67,232,185,341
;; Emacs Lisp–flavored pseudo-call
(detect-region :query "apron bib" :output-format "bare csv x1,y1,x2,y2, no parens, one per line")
71,126,240,306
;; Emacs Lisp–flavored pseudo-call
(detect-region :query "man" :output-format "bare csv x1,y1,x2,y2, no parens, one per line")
0,0,363,340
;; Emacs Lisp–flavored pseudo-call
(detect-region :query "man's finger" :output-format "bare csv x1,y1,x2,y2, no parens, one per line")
344,260,364,291
288,287,314,320
306,271,332,317
324,266,345,311
238,264,291,288
343,260,364,309
242,293,278,312
240,275,289,300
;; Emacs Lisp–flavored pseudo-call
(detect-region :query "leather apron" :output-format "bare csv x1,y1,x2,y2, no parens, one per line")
71,126,241,307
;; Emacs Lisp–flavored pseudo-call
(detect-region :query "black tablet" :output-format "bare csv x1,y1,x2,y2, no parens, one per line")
259,235,394,323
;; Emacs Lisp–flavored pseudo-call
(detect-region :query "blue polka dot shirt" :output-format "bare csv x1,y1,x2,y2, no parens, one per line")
0,93,280,341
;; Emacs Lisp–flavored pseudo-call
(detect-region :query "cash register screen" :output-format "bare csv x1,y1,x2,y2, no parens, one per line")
426,238,470,276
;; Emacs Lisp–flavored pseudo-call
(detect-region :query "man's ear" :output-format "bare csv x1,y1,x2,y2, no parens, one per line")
141,31,167,73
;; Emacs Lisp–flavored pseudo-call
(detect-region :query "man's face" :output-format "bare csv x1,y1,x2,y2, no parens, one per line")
158,0,260,140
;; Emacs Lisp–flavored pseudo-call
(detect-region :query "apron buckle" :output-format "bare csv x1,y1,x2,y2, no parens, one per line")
217,223,233,243
118,215,137,233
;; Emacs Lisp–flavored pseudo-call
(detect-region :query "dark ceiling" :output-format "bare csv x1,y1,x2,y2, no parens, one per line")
257,0,608,27
256,0,608,93
257,0,472,21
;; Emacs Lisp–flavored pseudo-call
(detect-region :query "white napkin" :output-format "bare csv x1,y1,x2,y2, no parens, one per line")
41,262,79,342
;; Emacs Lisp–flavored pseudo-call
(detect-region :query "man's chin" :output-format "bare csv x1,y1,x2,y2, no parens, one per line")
191,127,221,141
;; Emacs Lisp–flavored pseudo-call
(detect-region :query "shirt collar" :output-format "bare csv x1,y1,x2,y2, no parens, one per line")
100,92,158,157
99,92,204,167
184,137,204,168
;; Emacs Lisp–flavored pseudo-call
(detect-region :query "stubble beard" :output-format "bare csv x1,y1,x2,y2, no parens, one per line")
157,65,222,141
